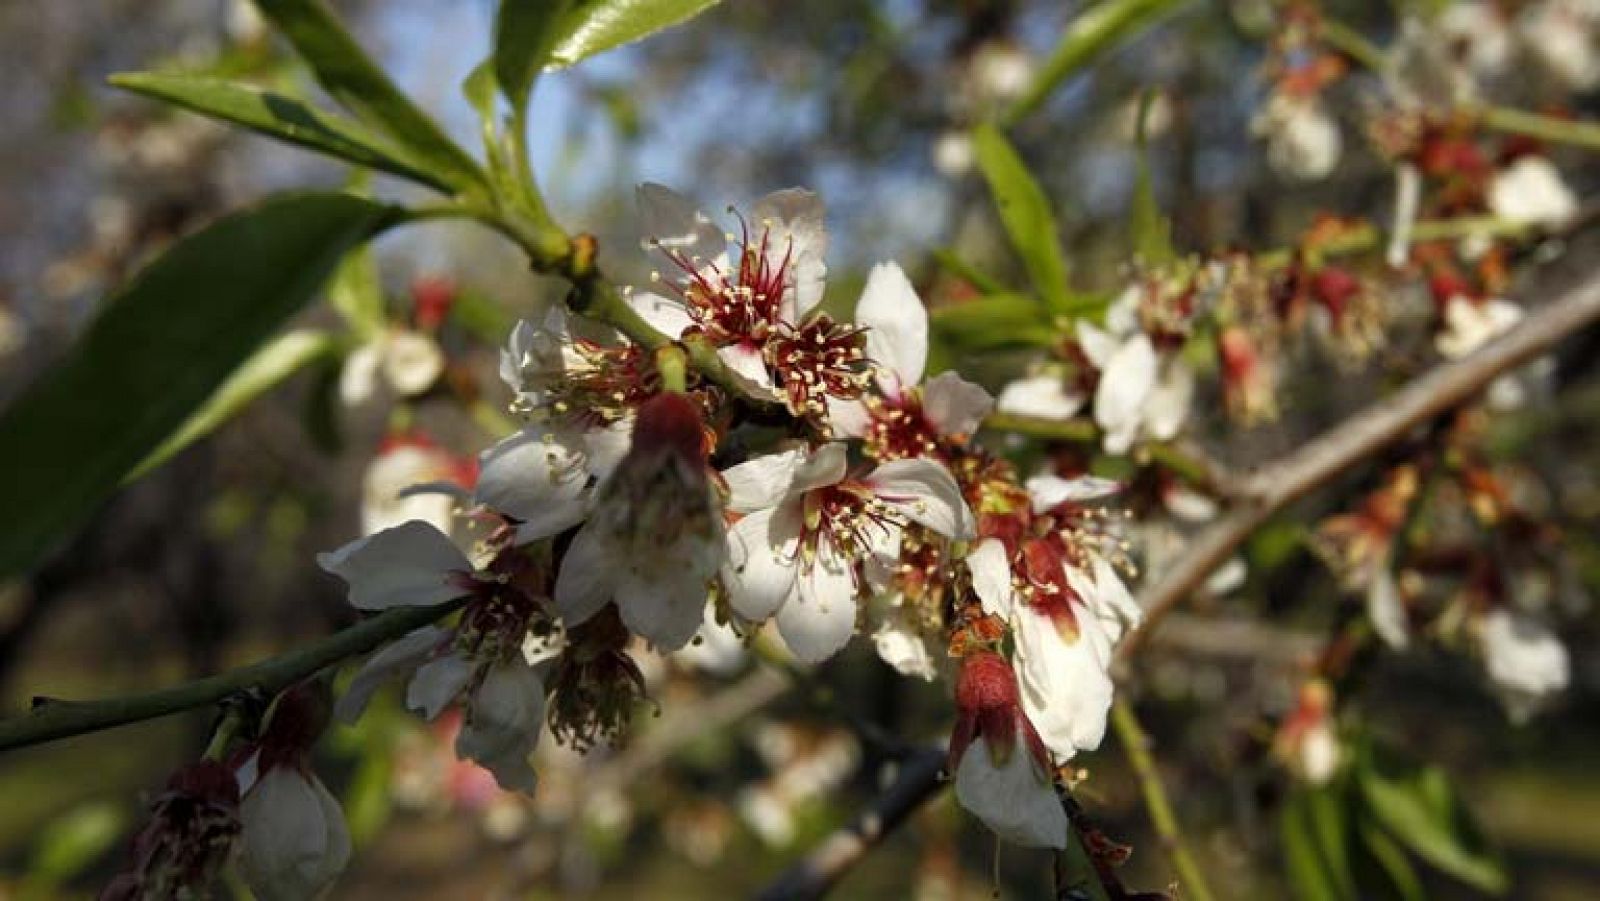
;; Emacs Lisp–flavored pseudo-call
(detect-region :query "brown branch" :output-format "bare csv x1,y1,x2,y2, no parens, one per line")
1114,269,1600,666
755,747,945,901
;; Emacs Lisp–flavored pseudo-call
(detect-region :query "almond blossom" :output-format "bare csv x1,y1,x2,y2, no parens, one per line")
1478,606,1570,722
318,520,549,791
721,442,975,663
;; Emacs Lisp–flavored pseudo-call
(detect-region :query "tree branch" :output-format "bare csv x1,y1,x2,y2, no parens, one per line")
755,746,945,901
0,599,465,753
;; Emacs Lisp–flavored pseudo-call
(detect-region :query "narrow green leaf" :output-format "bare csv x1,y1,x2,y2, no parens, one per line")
547,0,723,69
971,123,1073,316
930,294,1057,348
1356,740,1510,894
930,248,1009,295
108,73,455,193
1281,784,1357,901
130,329,339,480
1354,820,1426,901
1130,91,1175,266
494,0,574,111
1004,0,1188,126
24,803,127,890
0,193,395,578
252,0,485,192
328,242,385,339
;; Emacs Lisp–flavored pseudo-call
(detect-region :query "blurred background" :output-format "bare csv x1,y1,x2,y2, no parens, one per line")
1,0,1598,898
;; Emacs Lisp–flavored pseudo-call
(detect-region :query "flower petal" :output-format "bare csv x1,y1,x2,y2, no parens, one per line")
628,290,696,339
334,626,449,724
637,182,726,267
1025,474,1122,511
968,538,1016,620
316,521,472,611
752,188,828,320
457,661,546,793
239,768,351,901
1013,607,1114,760
1093,333,1157,454
855,262,927,390
553,521,615,628
872,613,938,681
868,458,975,539
792,442,850,493
997,373,1084,420
776,541,858,664
616,567,709,652
406,651,474,721
718,343,780,399
476,426,590,541
723,504,802,621
921,371,995,437
954,726,1068,849
1367,567,1410,650
1145,360,1194,442
723,448,806,512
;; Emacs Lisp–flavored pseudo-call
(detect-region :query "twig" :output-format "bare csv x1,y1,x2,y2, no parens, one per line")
1109,699,1216,901
0,599,465,753
1115,263,1600,664
755,746,946,901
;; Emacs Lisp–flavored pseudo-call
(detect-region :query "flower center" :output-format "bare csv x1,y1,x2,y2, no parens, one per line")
799,482,900,562
656,217,793,346
766,314,869,427
863,389,941,461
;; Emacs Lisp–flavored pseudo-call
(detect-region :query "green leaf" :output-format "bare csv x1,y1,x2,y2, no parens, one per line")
1281,784,1357,901
0,193,395,578
252,0,485,193
107,73,455,193
971,124,1073,317
930,294,1056,348
547,0,723,69
1353,820,1426,901
494,0,574,112
24,803,127,890
1130,91,1175,266
1356,739,1510,894
1005,0,1188,125
130,329,339,480
328,241,385,339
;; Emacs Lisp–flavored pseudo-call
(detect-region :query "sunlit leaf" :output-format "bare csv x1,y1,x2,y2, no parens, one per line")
972,124,1074,317
130,329,340,480
1356,739,1510,894
494,0,574,111
1281,783,1357,901
24,803,127,891
547,0,723,69
1130,91,1175,266
1005,0,1189,125
328,241,385,339
0,193,396,578
252,0,485,193
1354,820,1426,901
107,73,454,193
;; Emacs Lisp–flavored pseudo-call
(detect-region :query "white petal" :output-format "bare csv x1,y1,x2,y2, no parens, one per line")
1480,608,1569,721
677,607,748,676
872,616,938,681
1025,474,1122,511
1367,568,1410,650
723,448,806,512
1488,156,1577,228
628,290,696,339
921,371,995,437
457,662,546,793
1145,360,1194,441
316,521,472,611
1093,334,1157,452
637,182,726,265
723,505,802,621
824,397,871,439
381,329,444,397
616,567,709,652
1075,322,1121,369
583,418,635,482
1014,608,1114,760
954,727,1068,849
776,540,858,664
553,521,615,628
335,626,449,723
239,768,352,901
718,342,780,399
1089,557,1142,636
475,427,590,541
856,262,927,390
868,458,975,539
792,443,850,493
406,651,474,720
752,188,829,320
337,343,382,407
997,374,1084,420
968,538,1016,620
